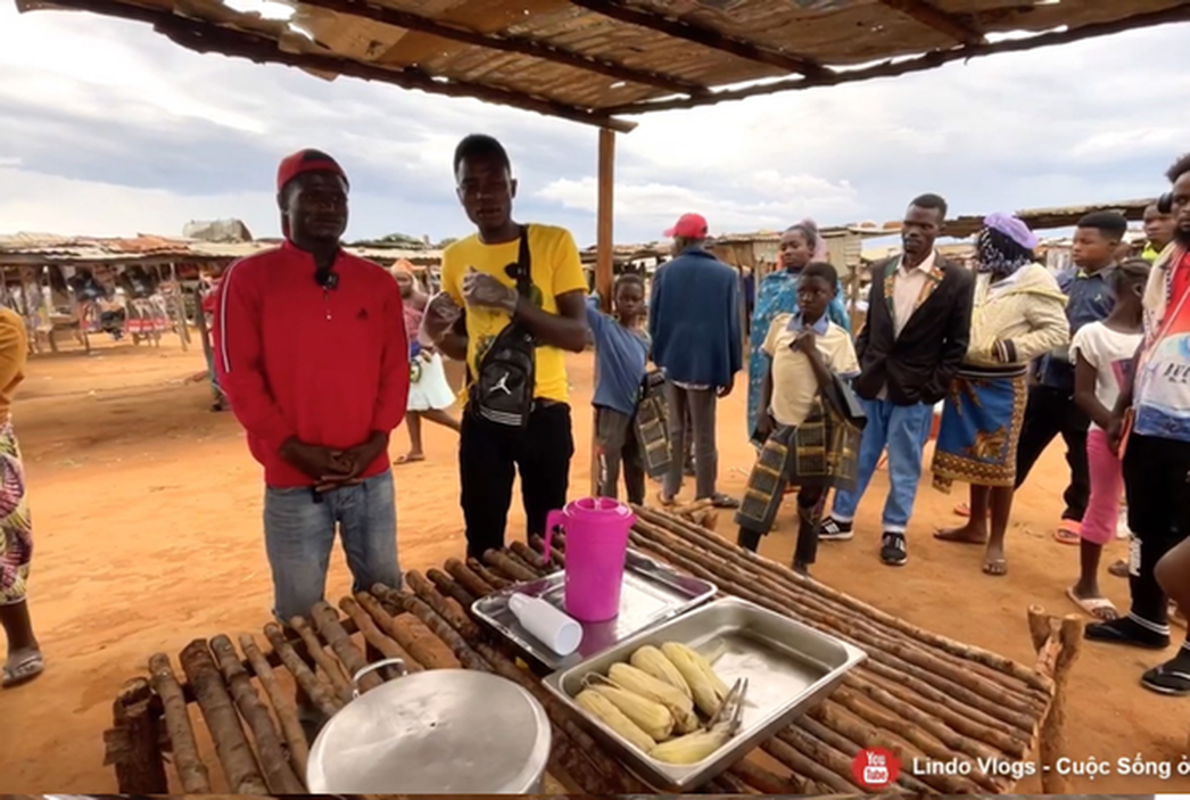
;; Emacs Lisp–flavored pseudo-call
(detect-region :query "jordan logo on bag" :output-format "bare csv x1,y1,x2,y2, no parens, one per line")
491,373,513,396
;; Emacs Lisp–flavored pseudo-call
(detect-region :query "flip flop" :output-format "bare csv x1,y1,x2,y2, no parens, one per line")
982,558,1008,577
1141,663,1190,696
1107,559,1130,578
953,502,971,518
1053,521,1081,545
1066,586,1119,620
394,454,425,465
2,651,44,688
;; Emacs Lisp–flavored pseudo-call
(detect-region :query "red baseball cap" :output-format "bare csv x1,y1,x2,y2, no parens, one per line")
664,212,709,239
276,148,349,193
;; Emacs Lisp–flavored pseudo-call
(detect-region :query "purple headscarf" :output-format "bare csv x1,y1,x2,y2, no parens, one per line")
977,213,1037,276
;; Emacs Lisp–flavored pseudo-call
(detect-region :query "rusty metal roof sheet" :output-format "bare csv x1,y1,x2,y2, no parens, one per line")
14,0,1190,129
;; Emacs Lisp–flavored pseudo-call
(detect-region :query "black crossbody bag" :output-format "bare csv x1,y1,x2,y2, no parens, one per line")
468,226,537,428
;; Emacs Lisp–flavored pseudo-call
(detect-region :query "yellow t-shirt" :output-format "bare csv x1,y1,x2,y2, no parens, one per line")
442,224,587,404
763,315,858,427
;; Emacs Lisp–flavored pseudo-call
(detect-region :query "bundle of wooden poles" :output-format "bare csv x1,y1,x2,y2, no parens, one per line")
107,506,1076,796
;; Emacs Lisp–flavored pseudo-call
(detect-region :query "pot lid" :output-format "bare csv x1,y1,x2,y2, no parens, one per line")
306,669,551,794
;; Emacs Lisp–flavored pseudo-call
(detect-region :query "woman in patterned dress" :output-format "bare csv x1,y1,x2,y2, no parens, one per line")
0,305,40,686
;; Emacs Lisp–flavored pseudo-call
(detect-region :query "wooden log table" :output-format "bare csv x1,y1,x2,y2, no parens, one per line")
104,508,1080,795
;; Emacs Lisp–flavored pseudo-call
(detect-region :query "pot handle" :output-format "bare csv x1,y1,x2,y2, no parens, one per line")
351,657,407,697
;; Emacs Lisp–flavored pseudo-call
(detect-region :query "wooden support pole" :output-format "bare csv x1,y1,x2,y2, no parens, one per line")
1027,605,1083,794
148,653,211,793
590,127,616,497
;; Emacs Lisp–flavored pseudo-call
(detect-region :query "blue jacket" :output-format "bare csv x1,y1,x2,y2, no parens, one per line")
649,248,742,388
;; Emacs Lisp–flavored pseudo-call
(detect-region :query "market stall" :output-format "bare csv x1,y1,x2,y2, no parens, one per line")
104,506,1079,796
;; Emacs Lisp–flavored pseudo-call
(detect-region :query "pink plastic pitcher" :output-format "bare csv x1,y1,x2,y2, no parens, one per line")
543,498,636,623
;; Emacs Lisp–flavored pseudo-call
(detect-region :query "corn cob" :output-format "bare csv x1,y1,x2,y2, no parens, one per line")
608,663,700,734
575,689,655,754
649,727,732,764
660,642,729,717
589,684,674,741
630,645,691,699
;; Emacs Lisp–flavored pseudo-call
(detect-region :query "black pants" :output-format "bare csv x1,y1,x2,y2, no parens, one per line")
738,486,826,564
459,403,574,559
595,406,645,505
1015,384,1090,521
1122,433,1190,626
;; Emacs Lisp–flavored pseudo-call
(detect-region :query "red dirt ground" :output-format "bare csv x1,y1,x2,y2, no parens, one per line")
1,339,1187,792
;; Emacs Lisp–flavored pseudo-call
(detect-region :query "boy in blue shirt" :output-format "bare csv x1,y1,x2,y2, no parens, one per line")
588,273,651,503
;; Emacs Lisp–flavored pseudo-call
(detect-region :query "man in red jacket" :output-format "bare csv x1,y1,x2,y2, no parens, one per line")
214,149,409,624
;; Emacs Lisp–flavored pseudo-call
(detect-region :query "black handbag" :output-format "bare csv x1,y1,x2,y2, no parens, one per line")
468,226,537,428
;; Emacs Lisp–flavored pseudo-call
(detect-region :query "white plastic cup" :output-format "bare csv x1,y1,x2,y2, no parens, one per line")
508,593,583,656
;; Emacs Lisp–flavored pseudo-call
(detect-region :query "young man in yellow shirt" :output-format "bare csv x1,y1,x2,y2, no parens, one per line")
424,134,588,558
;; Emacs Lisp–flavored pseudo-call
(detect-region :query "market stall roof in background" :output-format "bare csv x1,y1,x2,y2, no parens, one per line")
13,0,1190,130
0,233,442,266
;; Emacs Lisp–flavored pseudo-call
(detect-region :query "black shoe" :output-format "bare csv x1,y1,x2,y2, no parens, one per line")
880,532,908,566
818,517,854,542
1141,661,1190,696
1085,616,1170,650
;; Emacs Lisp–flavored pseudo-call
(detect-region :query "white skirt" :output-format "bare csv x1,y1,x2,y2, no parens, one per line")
408,352,456,411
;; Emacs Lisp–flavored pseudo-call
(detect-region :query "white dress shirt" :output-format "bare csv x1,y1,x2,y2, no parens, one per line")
891,250,937,339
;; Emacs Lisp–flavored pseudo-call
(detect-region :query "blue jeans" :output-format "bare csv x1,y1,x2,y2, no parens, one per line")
831,398,934,535
264,470,400,623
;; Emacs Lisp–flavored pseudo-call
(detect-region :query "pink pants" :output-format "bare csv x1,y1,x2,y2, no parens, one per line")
1082,428,1124,546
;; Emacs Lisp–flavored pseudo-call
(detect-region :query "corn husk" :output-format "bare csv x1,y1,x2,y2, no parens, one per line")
660,642,728,717
575,689,655,753
608,663,699,734
630,645,691,699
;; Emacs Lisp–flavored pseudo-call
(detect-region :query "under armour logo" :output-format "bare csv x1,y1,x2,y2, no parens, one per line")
491,373,512,395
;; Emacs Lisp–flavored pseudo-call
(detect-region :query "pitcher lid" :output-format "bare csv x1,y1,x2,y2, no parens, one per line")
306,670,551,793
565,496,635,520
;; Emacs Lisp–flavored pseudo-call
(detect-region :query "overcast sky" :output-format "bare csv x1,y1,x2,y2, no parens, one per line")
1,5,1188,247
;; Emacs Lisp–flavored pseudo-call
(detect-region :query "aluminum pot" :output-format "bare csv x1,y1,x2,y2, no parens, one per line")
306,658,551,794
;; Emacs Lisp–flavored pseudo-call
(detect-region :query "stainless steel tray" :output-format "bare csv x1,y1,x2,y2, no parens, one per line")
542,596,867,791
471,548,716,670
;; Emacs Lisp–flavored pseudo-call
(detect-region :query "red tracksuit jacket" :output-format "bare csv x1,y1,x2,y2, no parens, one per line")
213,241,409,488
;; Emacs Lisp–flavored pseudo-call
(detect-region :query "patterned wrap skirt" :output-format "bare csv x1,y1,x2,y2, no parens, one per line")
932,365,1028,491
737,398,862,534
0,419,32,604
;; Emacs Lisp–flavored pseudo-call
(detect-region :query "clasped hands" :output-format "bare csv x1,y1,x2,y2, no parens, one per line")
280,433,387,493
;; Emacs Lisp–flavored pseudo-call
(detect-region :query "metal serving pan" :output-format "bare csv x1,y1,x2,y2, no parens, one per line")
543,596,866,791
472,548,716,670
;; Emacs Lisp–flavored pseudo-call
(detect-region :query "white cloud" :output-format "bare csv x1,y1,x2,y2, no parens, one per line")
0,169,275,238
0,4,1188,246
539,171,857,237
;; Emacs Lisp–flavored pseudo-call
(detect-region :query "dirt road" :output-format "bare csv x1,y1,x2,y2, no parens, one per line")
2,340,1186,792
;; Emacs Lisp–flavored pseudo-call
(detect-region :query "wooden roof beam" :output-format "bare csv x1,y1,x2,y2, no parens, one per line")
601,3,1190,116
569,0,829,78
878,0,983,45
294,0,710,96
29,0,636,132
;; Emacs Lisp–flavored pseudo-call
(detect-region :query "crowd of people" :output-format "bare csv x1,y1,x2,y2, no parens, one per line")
3,140,1188,715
